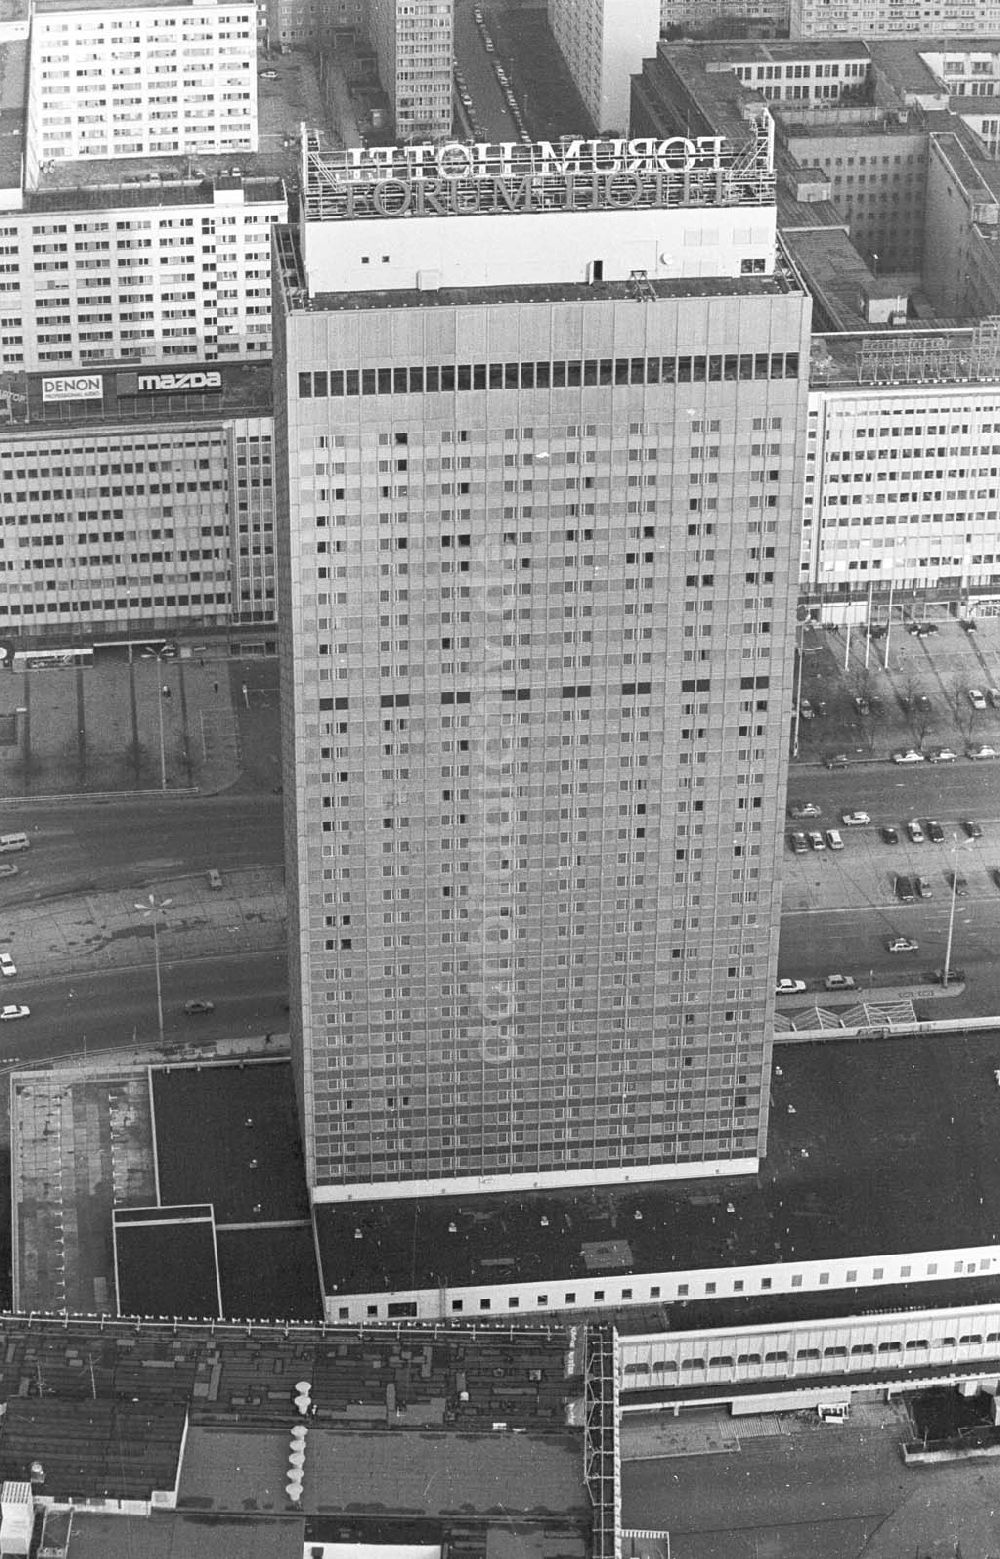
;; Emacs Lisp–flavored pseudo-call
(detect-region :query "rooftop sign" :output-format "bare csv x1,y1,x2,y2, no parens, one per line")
303,124,776,222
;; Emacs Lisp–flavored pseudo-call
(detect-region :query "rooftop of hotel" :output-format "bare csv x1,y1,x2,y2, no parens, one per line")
313,1029,1000,1299
28,167,286,208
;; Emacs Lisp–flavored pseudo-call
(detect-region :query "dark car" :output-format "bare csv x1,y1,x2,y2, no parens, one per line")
948,873,969,897
926,968,967,984
824,753,849,770
183,1000,215,1015
926,820,945,843
894,874,915,903
881,826,899,845
963,820,984,839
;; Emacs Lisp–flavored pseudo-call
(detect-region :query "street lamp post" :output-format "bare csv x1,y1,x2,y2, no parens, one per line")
942,836,970,988
134,892,172,1045
156,675,167,791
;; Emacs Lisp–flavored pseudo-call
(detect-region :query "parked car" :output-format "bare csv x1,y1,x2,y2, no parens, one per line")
0,865,17,878
887,937,919,953
775,979,807,995
183,999,215,1015
967,744,998,760
0,1005,28,1021
807,831,826,851
989,689,1000,710
841,811,870,826
963,820,983,839
906,819,925,843
789,832,808,854
927,748,956,763
258,67,278,79
907,621,939,636
927,967,966,984
0,955,15,978
961,619,979,633
824,974,856,991
798,699,815,720
917,876,932,899
969,688,988,711
925,819,945,843
992,867,1000,892
916,694,933,714
893,749,926,765
881,826,900,845
895,875,915,902
948,873,969,897
853,695,871,715
824,753,849,770
789,802,821,819
825,829,845,851
207,868,223,890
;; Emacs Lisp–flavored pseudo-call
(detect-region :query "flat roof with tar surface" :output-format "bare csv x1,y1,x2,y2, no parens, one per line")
64,1512,303,1559
314,1030,1000,1298
0,39,27,191
177,1425,588,1521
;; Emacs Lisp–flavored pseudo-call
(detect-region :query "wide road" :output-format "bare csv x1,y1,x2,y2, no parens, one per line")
786,752,1000,824
0,794,284,904
0,950,289,1066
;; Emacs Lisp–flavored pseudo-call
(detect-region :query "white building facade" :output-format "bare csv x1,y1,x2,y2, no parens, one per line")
548,0,661,134
26,0,257,185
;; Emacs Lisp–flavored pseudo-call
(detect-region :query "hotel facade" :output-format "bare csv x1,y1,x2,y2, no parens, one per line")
273,127,812,1204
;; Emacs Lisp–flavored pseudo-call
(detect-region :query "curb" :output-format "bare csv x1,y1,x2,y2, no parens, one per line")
0,788,201,805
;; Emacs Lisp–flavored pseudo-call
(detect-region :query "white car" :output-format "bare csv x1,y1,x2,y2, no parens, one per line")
841,811,870,827
775,979,807,995
807,831,825,851
0,955,15,978
887,937,919,954
968,744,998,760
892,749,926,765
0,1005,28,1021
907,819,925,843
824,974,856,991
825,829,845,851
0,864,16,878
969,688,988,711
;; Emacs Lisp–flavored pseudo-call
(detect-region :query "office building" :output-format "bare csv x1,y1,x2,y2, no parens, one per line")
0,363,276,643
273,127,811,1203
547,0,660,133
365,0,452,143
26,0,258,183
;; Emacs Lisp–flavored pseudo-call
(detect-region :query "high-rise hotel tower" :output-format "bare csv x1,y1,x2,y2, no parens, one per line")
273,123,812,1204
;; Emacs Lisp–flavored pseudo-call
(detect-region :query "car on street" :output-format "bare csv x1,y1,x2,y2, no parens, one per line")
992,867,1000,892
789,802,821,819
0,955,15,978
967,744,998,760
841,811,870,826
907,621,939,636
893,749,926,764
963,819,984,839
927,748,956,763
183,999,215,1015
825,829,845,851
824,974,856,991
258,67,278,78
961,619,979,633
907,819,925,843
824,753,849,769
895,875,915,902
776,979,807,995
887,937,919,953
0,1005,28,1021
926,819,945,843
853,695,871,715
789,832,808,854
927,967,966,984
917,876,932,898
807,830,826,850
969,688,988,710
948,872,969,896
989,689,1000,709
881,825,900,844
798,699,815,720
916,694,933,713
0,865,17,878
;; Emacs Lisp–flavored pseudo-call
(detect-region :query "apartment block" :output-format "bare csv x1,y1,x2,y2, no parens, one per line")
365,0,452,143
27,0,258,181
548,0,660,133
792,0,1000,38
